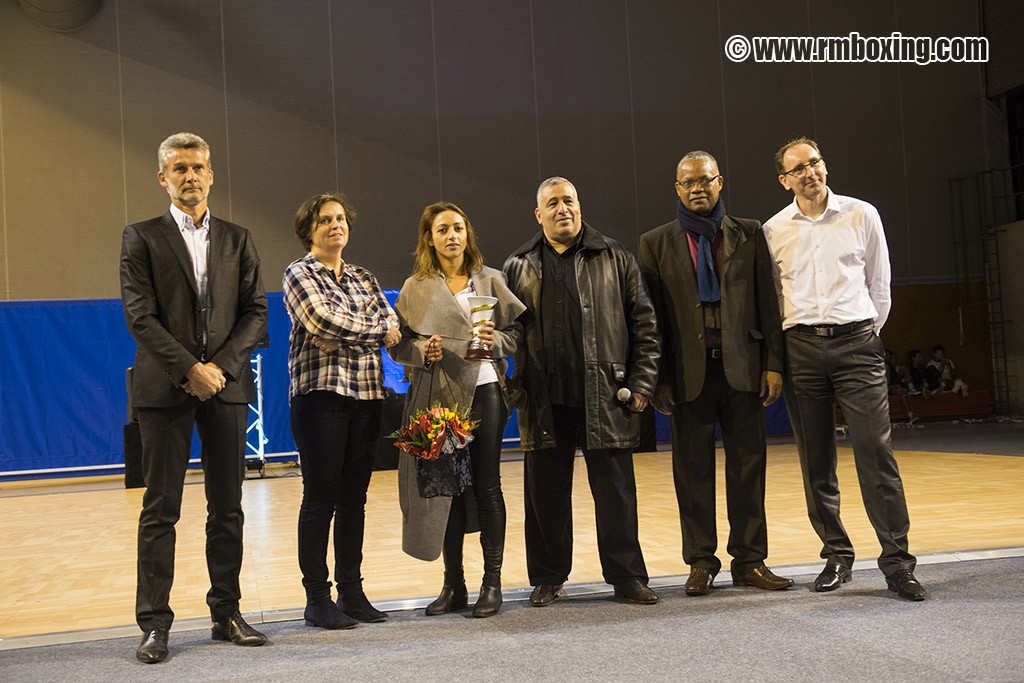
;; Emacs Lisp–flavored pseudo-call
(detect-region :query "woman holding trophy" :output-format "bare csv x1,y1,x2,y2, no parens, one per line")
389,201,525,618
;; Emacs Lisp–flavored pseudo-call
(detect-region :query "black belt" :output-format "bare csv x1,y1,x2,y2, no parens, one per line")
788,320,872,337
706,347,723,359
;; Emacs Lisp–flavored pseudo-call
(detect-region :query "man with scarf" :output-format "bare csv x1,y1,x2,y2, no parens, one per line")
639,151,792,596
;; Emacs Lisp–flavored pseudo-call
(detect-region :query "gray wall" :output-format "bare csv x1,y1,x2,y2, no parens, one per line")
0,0,990,299
984,0,1024,97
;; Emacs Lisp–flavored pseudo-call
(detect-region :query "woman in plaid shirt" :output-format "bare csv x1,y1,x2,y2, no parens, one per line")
283,192,400,630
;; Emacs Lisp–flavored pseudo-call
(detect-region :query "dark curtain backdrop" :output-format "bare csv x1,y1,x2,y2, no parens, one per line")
0,0,990,300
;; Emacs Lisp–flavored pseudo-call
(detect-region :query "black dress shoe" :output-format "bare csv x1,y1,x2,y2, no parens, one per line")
135,628,169,664
732,565,795,590
529,584,565,607
425,583,469,616
304,598,358,629
339,590,388,623
814,564,852,592
684,567,714,596
614,578,658,604
886,569,926,601
211,611,268,646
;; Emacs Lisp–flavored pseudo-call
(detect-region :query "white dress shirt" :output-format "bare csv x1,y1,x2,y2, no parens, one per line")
763,189,891,333
169,203,210,304
170,203,211,350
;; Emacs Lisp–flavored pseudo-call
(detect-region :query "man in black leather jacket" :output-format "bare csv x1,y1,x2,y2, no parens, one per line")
503,177,660,607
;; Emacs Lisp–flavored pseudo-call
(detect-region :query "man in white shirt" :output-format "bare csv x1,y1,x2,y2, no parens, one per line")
763,137,924,601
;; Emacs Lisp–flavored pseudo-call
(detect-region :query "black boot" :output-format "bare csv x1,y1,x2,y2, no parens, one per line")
425,577,468,616
472,483,506,618
339,586,387,623
304,597,358,629
426,497,468,616
473,572,502,618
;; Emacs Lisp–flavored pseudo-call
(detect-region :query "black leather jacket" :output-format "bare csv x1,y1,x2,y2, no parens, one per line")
502,223,660,451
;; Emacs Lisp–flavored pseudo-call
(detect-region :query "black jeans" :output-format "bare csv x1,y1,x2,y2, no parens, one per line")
136,398,247,631
670,357,768,575
524,404,648,586
290,391,382,600
784,325,915,576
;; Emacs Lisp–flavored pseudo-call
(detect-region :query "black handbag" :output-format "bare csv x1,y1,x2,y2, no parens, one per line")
415,423,473,498
409,364,474,498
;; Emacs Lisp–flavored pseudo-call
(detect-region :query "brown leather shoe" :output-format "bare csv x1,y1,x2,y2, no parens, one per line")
684,567,714,596
732,565,795,590
529,584,565,607
613,578,658,605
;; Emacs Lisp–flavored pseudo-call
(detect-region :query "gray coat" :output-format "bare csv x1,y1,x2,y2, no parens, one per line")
388,266,525,561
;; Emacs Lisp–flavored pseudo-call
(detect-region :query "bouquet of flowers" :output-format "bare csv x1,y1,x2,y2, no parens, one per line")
389,403,478,498
388,404,478,460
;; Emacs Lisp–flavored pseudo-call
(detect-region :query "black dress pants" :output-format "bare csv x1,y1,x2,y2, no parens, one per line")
136,397,248,631
290,391,382,600
784,324,916,576
670,356,768,575
524,404,648,586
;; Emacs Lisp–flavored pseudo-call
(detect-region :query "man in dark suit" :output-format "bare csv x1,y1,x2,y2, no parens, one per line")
639,151,792,597
120,132,268,663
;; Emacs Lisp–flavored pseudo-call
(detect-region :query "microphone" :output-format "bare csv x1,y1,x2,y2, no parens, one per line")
616,387,632,403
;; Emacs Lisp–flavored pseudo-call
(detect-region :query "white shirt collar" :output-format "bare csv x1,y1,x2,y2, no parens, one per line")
169,203,210,231
787,187,841,221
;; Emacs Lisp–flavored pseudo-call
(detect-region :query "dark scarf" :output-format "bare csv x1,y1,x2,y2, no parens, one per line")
676,198,725,303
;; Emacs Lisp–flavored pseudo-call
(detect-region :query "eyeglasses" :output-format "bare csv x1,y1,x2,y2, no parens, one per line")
675,175,721,190
781,157,824,178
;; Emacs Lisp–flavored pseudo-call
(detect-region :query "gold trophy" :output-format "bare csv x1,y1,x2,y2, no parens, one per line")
465,296,498,360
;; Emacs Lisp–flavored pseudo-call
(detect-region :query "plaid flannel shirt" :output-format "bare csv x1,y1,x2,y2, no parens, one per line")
283,253,397,400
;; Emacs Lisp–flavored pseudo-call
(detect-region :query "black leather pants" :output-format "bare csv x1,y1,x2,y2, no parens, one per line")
440,382,507,583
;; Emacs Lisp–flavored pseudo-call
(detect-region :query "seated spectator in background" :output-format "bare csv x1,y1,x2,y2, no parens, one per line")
885,349,917,424
927,344,969,397
907,350,935,398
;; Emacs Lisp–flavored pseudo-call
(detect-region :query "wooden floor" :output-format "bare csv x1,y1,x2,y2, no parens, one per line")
1,445,1023,639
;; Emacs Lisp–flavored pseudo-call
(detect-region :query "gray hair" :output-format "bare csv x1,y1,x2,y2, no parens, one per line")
676,150,718,176
157,132,211,171
536,176,576,206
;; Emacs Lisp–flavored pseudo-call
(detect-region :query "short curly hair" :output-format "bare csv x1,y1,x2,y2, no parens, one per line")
293,192,357,251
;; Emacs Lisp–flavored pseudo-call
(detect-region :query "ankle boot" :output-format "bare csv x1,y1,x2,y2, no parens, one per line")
473,571,502,618
304,597,358,630
425,580,469,616
339,587,388,623
426,564,468,616
473,484,506,618
426,504,468,616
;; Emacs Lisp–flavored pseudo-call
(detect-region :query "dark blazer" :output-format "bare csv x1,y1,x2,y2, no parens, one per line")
120,211,268,408
639,216,783,404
